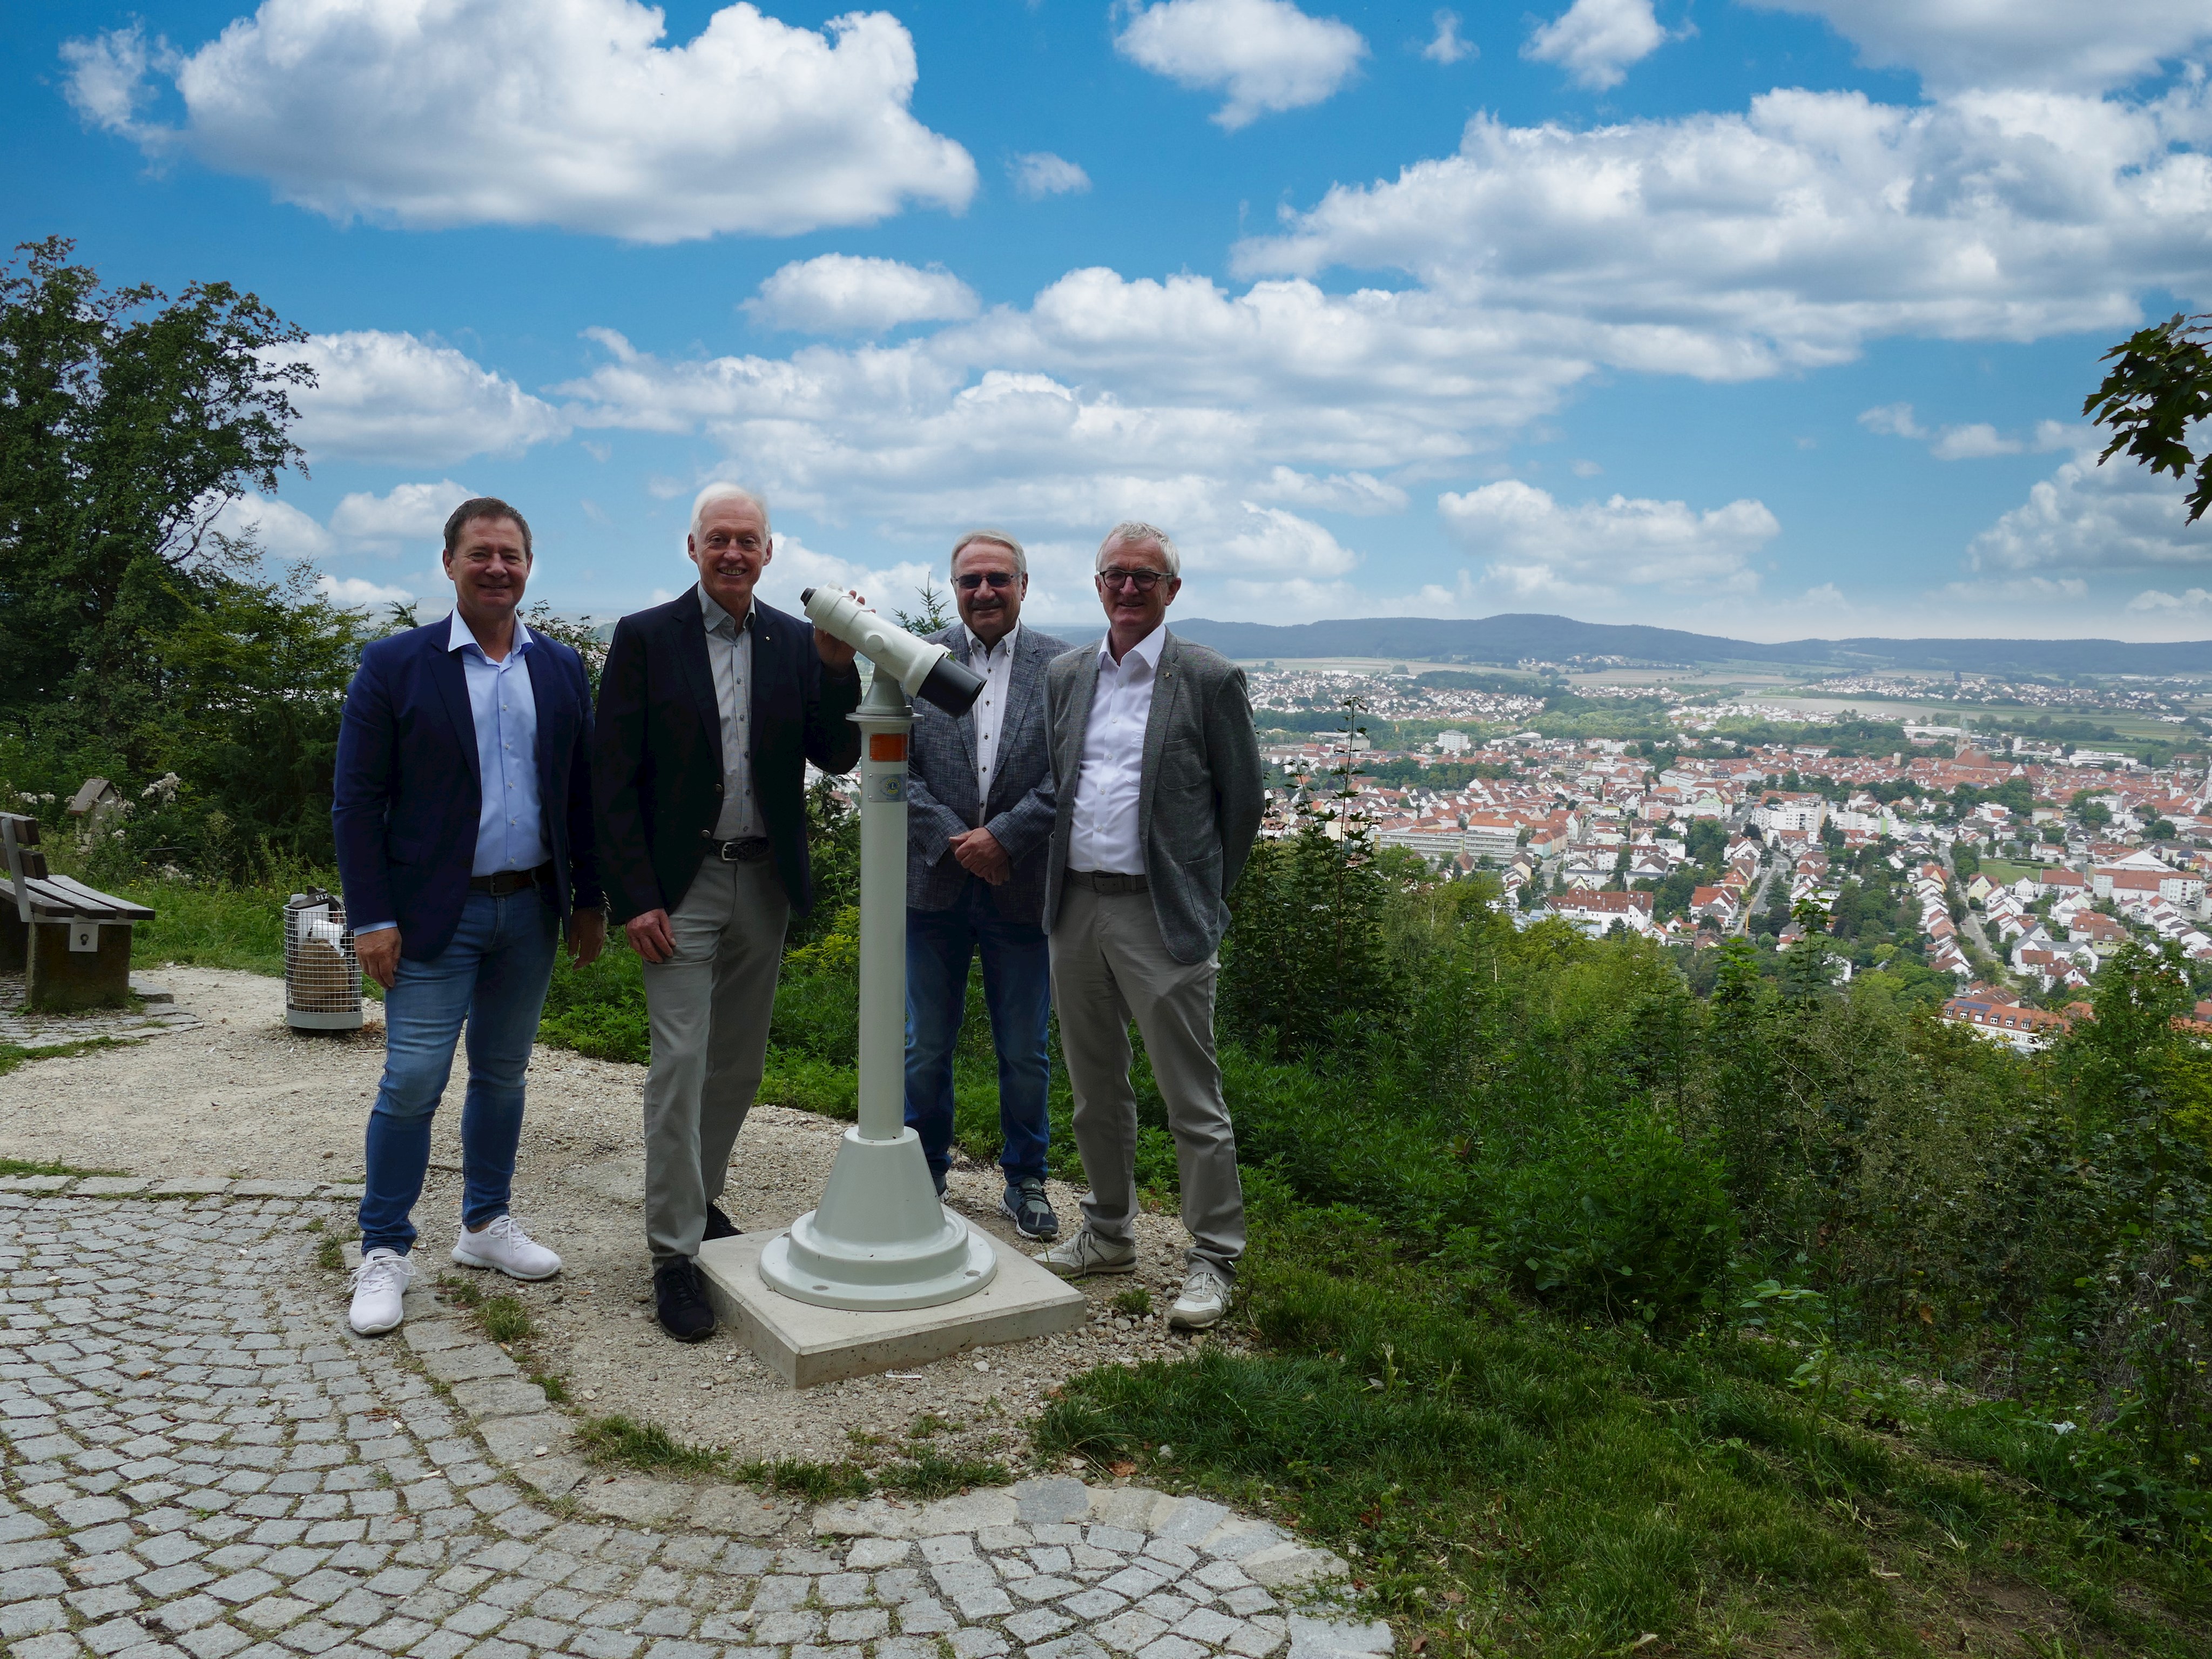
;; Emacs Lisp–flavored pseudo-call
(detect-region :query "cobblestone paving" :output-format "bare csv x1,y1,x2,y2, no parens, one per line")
0,975,200,1051
0,1192,1390,1659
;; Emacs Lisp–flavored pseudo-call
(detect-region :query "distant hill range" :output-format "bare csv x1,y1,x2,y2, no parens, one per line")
1168,613,2209,677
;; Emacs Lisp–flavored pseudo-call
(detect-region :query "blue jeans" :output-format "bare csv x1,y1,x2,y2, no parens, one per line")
903,887,1051,1185
359,890,559,1255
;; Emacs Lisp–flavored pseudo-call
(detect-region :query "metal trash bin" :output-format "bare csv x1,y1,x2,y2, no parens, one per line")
285,889,363,1031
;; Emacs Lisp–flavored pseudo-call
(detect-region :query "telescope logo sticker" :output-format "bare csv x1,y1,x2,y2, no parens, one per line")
871,775,905,801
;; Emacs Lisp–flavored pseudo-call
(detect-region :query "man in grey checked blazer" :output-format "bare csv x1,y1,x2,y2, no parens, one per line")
903,529,1070,1238
1035,521,1264,1331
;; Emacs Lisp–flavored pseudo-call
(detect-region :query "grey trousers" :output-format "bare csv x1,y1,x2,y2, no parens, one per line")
640,858,789,1264
1049,882,1244,1280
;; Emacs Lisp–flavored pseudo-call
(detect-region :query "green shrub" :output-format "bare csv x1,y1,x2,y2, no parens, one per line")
1485,1110,1737,1334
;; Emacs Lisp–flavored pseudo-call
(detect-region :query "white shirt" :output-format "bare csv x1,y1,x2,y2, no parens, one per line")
967,621,1020,810
699,584,760,840
1068,624,1168,875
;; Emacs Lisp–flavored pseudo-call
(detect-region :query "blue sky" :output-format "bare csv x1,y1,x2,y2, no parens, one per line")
8,0,2212,643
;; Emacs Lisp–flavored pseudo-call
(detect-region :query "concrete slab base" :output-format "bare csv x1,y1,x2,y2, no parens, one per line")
699,1222,1085,1387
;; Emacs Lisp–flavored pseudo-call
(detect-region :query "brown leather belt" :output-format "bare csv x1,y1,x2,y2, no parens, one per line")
1067,869,1149,895
469,862,550,896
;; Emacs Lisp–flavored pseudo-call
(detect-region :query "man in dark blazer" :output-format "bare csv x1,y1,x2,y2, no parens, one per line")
902,529,1069,1237
593,483,862,1341
334,497,604,1338
1035,520,1264,1332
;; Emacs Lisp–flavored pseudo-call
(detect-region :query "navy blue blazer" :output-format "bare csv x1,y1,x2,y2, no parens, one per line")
592,588,861,923
332,616,602,962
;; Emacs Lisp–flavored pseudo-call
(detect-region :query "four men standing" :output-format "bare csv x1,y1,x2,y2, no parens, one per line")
333,494,1261,1342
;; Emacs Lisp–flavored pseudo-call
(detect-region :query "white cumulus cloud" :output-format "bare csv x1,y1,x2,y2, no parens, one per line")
316,574,419,610
282,333,566,466
207,494,334,559
1525,0,1667,91
1438,480,1779,597
2129,586,2212,612
1423,10,1474,65
1115,0,1368,130
1739,0,2212,95
61,0,976,242
1969,445,2208,570
1009,152,1092,199
329,481,479,543
1236,83,2212,375
745,255,980,335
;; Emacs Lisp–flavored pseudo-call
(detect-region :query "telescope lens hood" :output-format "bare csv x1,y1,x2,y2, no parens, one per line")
918,652,986,716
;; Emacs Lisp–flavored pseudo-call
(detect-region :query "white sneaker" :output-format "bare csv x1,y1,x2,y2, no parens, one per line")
1168,1269,1231,1331
450,1214,562,1281
1036,1227,1137,1279
349,1248,414,1335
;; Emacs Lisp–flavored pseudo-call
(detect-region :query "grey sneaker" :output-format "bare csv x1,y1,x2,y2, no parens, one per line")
1168,1269,1231,1331
1001,1176,1059,1240
1036,1226,1136,1279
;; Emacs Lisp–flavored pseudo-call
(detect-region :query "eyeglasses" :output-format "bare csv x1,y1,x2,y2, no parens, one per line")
954,571,1017,591
1096,568,1168,592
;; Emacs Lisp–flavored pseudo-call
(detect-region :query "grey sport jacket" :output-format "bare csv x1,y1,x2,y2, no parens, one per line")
905,622,1069,926
1043,629,1265,965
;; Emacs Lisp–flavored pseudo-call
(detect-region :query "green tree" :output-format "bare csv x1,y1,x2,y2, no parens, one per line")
1,237,312,740
2083,311,2212,523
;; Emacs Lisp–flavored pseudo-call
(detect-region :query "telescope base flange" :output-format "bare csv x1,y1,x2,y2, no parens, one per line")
756,1125,999,1310
699,1229,1086,1387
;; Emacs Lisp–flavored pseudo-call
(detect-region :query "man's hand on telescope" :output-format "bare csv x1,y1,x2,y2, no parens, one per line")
626,908,676,964
950,827,1011,885
814,589,864,674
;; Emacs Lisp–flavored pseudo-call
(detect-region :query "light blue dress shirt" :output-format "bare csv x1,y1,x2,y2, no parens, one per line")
354,611,547,940
453,610,548,877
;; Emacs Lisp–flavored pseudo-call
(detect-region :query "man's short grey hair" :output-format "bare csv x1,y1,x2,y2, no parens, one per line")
1097,520,1180,577
950,528,1027,581
691,482,770,541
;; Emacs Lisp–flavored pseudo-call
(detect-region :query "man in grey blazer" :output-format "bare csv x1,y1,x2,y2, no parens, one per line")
1036,520,1264,1330
904,530,1071,1237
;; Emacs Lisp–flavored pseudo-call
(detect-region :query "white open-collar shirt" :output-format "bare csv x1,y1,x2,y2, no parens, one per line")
1068,623,1168,875
966,620,1020,810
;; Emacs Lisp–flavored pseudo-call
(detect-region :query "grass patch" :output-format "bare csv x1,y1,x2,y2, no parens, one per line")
0,1037,143,1077
1111,1287,1154,1318
530,1370,570,1404
733,1458,875,1502
107,873,302,976
0,1154,124,1176
576,1413,732,1477
479,1294,535,1344
908,1414,959,1440
875,1452,1013,1499
314,1235,346,1272
436,1273,483,1311
1035,1193,2209,1658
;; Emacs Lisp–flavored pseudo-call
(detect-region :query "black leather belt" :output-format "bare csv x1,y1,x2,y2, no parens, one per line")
713,837,773,864
1067,869,1148,894
469,863,550,896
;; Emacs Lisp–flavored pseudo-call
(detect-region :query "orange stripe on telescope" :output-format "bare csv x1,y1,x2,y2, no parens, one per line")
870,734,907,763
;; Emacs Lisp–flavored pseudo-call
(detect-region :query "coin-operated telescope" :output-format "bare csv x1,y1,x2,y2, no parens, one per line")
754,591,996,1310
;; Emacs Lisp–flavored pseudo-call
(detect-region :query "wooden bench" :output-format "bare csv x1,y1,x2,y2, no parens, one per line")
1,813,155,1012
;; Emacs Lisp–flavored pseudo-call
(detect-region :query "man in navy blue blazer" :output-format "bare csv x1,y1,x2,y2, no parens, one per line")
594,483,861,1341
333,497,604,1337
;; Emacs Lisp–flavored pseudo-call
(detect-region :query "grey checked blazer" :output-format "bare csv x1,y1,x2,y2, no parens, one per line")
1043,629,1265,965
905,622,1069,926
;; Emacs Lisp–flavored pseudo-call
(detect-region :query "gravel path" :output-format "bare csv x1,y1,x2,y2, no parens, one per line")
0,970,1243,1478
0,1186,1389,1659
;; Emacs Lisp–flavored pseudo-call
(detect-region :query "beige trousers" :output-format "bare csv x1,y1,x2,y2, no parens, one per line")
639,857,789,1264
1049,882,1244,1280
